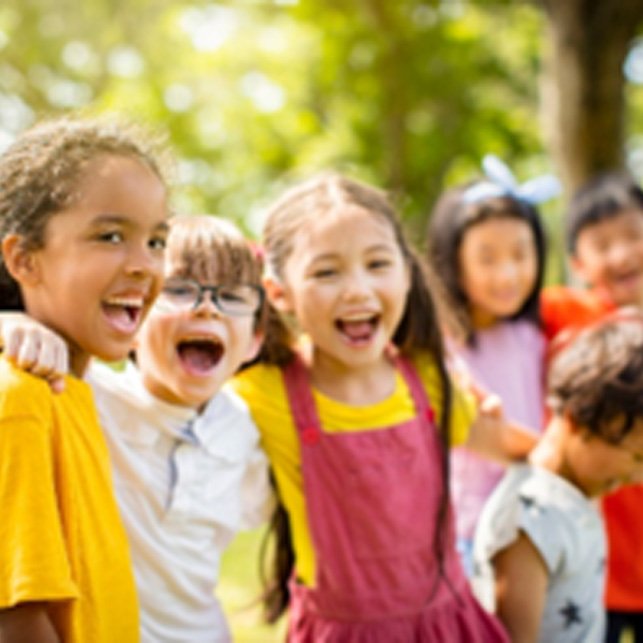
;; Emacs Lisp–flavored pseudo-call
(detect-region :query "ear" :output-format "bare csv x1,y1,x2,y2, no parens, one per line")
262,275,293,314
1,235,41,286
562,409,588,439
244,329,264,363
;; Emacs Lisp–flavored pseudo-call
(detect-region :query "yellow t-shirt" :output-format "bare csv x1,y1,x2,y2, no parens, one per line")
0,359,139,642
231,354,475,586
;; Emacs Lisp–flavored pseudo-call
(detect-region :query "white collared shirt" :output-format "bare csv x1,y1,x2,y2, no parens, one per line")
87,361,274,643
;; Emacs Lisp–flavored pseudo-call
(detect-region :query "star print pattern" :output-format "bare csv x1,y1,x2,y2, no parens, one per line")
472,465,607,642
518,493,547,516
559,599,583,629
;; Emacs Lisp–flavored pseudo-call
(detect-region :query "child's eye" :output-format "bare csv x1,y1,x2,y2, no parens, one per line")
149,235,167,251
163,283,197,299
312,268,337,279
368,259,391,270
219,290,245,303
97,231,123,244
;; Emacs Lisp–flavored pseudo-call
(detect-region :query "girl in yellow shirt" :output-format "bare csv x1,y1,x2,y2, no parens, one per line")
0,117,170,642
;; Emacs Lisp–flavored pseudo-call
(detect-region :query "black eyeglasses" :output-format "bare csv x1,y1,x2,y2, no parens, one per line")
155,278,264,316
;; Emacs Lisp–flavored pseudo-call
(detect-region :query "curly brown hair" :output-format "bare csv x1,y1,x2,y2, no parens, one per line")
547,310,643,443
0,115,170,310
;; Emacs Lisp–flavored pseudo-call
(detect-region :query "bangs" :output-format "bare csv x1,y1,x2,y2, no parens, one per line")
165,217,262,285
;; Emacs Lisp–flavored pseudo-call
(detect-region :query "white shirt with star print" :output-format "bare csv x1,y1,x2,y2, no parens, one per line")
472,463,606,643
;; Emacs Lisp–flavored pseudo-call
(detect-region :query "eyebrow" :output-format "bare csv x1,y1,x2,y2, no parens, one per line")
309,244,396,262
90,214,170,233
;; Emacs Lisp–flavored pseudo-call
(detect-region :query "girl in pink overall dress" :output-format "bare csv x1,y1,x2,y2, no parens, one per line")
283,355,508,641
237,173,532,641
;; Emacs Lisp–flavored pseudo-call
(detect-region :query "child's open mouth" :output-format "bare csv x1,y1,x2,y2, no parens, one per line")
177,337,224,375
102,299,143,335
336,313,379,345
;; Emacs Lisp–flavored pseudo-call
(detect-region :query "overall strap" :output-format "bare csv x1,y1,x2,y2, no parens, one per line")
395,355,436,425
282,356,323,446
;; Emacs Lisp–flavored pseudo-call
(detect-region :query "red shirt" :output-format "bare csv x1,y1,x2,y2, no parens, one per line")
540,285,615,341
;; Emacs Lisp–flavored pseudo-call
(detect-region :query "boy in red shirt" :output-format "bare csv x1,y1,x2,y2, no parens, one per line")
541,171,643,642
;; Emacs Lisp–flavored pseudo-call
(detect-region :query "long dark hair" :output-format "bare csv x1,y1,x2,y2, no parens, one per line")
257,173,453,621
427,184,546,344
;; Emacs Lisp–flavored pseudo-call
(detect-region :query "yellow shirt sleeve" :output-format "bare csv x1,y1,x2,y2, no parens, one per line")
0,362,78,607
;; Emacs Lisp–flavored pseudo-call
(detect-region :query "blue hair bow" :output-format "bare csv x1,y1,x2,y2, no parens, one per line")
463,154,561,205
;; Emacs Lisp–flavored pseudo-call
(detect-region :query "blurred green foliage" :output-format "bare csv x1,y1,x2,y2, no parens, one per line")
0,0,641,247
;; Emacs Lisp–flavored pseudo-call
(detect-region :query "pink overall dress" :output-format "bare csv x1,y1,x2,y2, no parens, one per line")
282,355,509,642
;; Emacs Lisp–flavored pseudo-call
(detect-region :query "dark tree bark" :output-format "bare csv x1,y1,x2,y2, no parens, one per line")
537,0,643,195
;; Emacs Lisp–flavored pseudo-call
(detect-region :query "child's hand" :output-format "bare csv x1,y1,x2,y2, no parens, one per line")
473,387,503,421
466,387,537,463
0,312,68,393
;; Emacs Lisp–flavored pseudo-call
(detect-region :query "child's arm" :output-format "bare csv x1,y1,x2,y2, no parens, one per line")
0,603,60,642
492,531,548,643
0,312,68,393
465,390,538,463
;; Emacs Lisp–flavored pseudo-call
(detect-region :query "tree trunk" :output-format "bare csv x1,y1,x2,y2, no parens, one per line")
538,0,643,195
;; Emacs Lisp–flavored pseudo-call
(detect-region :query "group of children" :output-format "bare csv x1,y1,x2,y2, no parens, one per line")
0,114,642,643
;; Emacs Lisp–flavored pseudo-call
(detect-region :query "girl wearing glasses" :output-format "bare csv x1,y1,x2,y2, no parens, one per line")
1,214,274,642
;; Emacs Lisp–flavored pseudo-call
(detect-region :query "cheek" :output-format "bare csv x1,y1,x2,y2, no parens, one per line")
521,256,539,286
458,260,487,295
139,317,176,356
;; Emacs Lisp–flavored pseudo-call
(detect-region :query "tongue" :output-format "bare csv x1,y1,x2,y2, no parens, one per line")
179,344,218,373
103,304,137,334
342,320,373,340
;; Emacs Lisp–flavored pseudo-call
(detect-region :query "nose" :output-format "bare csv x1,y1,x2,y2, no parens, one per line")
341,269,371,301
193,290,222,317
496,261,519,284
125,241,164,281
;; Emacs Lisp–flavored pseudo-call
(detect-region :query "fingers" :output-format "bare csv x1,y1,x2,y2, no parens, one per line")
2,324,68,393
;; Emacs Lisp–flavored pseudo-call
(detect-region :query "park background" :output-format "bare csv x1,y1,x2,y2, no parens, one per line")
3,0,643,640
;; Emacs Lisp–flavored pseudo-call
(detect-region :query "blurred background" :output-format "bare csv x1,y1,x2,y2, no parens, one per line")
4,1,643,250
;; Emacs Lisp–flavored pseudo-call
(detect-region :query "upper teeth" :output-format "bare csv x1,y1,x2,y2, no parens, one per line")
341,313,373,322
182,335,220,343
105,297,143,308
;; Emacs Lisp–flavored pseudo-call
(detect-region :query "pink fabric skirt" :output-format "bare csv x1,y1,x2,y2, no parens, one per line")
287,583,509,643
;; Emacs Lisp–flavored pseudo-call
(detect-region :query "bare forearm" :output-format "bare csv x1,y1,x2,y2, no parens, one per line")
0,603,60,643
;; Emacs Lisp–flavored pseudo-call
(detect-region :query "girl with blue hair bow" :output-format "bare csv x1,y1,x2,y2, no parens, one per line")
426,155,560,575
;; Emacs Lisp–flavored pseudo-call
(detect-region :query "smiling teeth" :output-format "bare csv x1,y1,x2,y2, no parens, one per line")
105,297,144,308
182,335,221,343
341,313,375,322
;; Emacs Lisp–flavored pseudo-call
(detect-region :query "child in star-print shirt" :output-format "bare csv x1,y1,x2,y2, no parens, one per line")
472,311,643,643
